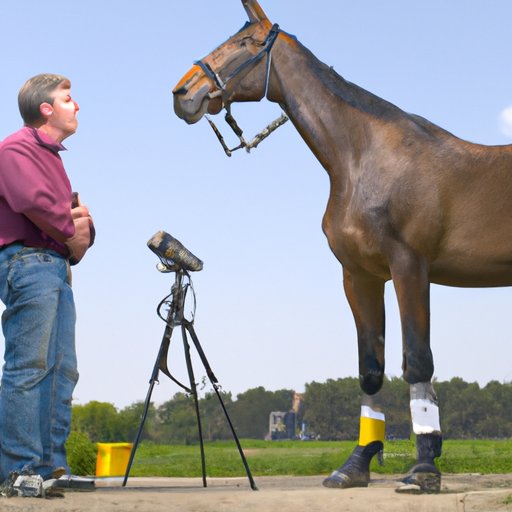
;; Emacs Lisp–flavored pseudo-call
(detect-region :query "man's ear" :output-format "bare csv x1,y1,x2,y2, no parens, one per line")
39,102,53,118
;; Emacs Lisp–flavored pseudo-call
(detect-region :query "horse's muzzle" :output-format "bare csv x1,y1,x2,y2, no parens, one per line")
173,82,211,124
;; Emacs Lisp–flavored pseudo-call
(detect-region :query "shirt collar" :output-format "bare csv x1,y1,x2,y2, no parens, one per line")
27,126,67,153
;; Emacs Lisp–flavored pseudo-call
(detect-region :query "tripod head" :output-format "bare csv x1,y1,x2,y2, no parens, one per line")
147,230,203,273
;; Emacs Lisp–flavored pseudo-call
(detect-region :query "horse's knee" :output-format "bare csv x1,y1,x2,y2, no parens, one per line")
402,348,434,384
359,350,384,395
359,370,384,395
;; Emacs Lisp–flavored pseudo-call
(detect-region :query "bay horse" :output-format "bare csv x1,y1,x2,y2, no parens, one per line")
172,0,512,493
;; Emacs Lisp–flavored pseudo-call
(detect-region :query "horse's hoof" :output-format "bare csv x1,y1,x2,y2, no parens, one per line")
322,470,369,489
323,441,382,489
399,471,441,494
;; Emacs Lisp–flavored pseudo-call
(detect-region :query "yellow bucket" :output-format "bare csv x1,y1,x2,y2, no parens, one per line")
96,442,133,477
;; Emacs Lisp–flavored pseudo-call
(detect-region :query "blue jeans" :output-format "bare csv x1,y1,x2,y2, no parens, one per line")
0,244,78,481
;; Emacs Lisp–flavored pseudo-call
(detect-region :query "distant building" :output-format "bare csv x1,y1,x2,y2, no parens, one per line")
266,392,304,440
267,411,295,440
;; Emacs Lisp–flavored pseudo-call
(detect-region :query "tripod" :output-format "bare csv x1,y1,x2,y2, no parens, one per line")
123,233,257,490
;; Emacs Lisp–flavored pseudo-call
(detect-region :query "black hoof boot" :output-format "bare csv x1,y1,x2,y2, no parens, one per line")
323,441,383,489
398,434,442,494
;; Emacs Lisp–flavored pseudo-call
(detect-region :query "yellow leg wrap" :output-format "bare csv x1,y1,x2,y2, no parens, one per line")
358,415,385,446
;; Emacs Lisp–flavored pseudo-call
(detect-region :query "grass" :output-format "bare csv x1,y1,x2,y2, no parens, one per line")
127,439,512,478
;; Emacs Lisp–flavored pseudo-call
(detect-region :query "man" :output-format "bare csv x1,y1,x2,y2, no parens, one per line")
0,74,93,493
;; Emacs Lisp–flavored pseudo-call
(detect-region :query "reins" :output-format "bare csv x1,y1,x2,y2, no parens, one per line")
195,23,288,157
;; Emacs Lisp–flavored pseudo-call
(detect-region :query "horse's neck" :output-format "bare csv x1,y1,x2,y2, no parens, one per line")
268,35,440,173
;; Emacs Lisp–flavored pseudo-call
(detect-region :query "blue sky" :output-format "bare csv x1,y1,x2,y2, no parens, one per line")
1,1,512,409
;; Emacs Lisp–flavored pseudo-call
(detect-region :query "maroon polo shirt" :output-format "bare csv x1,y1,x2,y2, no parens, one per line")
0,126,75,257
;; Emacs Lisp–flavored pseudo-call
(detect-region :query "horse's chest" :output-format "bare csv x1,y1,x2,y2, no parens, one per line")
323,207,391,277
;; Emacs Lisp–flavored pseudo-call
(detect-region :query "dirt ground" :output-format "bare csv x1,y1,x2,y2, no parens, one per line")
0,473,512,512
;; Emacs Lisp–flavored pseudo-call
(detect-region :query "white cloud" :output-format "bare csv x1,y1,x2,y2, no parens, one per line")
499,106,512,138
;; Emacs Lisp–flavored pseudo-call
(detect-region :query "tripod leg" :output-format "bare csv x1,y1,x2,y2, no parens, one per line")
182,325,207,488
185,322,258,490
123,316,176,486
122,378,157,486
212,384,258,490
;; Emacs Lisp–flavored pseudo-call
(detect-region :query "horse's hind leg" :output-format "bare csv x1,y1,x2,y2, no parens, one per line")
323,270,386,489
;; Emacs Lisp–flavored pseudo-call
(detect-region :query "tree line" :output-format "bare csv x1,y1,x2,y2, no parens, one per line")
71,377,512,444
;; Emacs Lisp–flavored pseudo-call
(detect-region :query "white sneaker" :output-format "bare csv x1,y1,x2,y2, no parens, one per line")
13,474,44,497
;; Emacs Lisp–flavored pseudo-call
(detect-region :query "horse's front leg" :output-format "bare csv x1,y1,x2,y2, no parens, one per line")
390,251,442,493
400,382,442,493
323,269,386,489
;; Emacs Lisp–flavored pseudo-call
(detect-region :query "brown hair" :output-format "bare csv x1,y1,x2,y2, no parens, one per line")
18,74,70,126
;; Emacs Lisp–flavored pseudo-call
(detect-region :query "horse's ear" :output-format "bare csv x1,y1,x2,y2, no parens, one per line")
242,0,269,23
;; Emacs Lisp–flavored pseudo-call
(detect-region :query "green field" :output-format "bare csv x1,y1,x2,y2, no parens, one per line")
127,439,512,478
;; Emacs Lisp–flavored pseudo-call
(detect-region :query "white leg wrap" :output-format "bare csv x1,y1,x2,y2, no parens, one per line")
410,399,441,434
361,405,385,422
410,383,441,435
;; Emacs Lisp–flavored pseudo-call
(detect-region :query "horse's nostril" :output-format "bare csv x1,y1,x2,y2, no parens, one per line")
172,86,188,96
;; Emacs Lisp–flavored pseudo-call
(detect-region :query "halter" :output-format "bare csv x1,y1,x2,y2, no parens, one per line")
195,23,280,101
194,23,288,157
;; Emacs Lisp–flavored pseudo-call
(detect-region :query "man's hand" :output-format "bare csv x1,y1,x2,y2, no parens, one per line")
66,216,91,264
66,192,94,264
71,204,89,220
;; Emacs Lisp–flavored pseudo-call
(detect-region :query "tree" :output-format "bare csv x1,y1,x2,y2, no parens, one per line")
376,377,410,439
198,391,233,441
479,381,512,437
117,401,157,443
72,401,120,442
71,377,512,444
229,387,295,439
437,378,481,438
155,393,198,444
304,378,361,440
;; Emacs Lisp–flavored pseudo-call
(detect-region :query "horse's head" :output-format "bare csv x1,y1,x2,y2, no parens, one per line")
173,0,278,124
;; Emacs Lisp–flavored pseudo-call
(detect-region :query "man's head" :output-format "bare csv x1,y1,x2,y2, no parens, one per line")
18,73,80,142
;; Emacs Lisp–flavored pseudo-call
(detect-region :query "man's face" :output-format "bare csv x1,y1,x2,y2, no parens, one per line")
45,83,80,140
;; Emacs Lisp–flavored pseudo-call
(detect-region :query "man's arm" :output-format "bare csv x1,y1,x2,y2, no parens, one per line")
0,144,75,243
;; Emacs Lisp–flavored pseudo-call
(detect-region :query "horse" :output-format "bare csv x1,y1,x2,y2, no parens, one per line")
172,0,512,493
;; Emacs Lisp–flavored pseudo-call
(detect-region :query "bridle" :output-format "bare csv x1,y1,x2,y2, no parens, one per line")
194,23,288,157
195,23,280,102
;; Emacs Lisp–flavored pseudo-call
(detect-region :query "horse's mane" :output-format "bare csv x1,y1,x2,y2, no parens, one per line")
297,39,458,141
